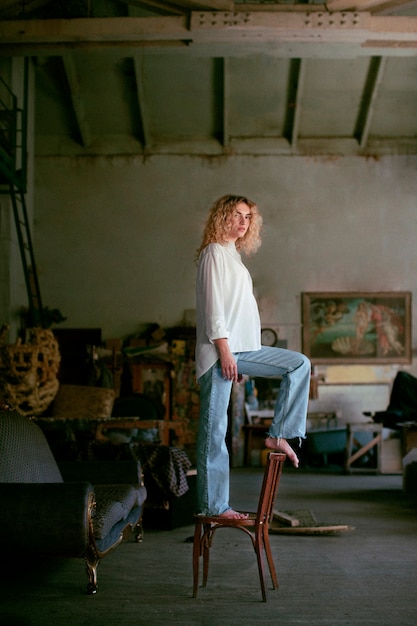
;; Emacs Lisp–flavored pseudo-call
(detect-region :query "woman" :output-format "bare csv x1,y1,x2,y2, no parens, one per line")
195,194,311,519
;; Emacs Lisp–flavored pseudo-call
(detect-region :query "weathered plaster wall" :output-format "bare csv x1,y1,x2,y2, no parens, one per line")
31,152,417,418
34,153,417,346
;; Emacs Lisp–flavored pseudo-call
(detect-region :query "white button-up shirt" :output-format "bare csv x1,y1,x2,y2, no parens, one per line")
195,241,261,380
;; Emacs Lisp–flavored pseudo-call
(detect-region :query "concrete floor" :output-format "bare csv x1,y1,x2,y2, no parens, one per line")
1,466,417,626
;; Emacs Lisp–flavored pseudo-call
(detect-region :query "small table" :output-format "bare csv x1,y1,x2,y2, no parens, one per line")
244,403,274,425
33,415,181,446
242,409,340,467
345,422,383,474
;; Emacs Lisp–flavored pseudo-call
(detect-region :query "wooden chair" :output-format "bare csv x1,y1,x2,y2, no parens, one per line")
192,452,286,602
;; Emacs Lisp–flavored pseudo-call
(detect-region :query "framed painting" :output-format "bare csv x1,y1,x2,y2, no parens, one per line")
302,291,412,364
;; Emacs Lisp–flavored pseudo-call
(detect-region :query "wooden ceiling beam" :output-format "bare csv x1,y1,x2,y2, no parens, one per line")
0,15,190,46
326,0,417,13
0,0,234,18
125,0,187,16
354,55,386,150
133,53,152,149
1,12,417,54
222,57,229,147
0,0,52,18
285,58,306,152
61,53,92,148
121,0,234,12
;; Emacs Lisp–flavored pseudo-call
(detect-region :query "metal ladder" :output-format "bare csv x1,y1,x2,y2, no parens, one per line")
0,60,45,327
8,183,45,327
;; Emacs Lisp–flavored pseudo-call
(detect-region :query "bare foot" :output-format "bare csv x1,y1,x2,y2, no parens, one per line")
218,509,249,520
265,437,300,468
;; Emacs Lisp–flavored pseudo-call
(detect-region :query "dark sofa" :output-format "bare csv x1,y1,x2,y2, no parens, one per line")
0,407,147,594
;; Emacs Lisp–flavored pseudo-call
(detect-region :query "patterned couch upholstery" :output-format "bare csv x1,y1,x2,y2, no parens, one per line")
0,407,147,594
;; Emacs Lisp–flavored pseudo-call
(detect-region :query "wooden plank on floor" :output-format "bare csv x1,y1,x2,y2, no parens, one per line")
273,509,300,527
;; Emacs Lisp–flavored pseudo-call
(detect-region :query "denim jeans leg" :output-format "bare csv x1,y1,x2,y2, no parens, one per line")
237,346,311,440
196,363,233,516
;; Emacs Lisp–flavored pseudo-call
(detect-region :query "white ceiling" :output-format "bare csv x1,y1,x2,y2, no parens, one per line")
1,0,417,157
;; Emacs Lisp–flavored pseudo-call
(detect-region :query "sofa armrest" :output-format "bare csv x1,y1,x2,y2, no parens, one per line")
0,482,93,555
58,460,144,486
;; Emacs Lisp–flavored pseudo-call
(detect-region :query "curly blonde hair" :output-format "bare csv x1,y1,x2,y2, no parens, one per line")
195,194,262,261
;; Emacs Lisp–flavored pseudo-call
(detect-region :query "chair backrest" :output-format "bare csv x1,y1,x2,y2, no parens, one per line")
0,409,63,483
256,452,286,525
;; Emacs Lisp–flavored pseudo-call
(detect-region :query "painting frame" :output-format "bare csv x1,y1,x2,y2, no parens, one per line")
302,291,412,364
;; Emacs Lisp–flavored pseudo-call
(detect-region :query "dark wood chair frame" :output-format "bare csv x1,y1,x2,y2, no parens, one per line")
192,452,286,602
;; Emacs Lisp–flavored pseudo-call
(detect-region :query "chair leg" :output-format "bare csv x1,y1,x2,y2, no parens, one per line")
254,532,268,602
263,527,279,590
202,523,211,588
192,520,202,598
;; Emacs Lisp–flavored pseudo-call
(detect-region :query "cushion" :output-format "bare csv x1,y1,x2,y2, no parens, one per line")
92,484,144,539
51,385,115,419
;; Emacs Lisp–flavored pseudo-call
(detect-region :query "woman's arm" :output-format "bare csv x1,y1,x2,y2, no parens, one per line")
214,338,239,382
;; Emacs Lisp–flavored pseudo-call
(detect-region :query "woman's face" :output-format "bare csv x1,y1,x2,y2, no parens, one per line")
226,202,252,242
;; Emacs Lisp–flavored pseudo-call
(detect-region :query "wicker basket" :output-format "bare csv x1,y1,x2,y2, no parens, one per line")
0,327,61,416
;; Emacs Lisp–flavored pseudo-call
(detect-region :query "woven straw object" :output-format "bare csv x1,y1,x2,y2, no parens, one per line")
0,326,61,416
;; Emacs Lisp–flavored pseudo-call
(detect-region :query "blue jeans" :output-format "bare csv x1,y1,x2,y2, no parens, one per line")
196,346,311,515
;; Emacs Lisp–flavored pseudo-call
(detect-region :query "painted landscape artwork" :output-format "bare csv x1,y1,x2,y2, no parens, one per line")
302,292,411,364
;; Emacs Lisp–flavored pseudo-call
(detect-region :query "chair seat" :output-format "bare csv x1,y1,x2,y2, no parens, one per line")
195,512,257,526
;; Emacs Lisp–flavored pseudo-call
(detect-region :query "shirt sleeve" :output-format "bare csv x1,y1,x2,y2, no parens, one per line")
197,246,229,342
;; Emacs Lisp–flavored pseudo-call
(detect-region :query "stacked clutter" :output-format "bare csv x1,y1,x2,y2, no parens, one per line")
0,325,60,415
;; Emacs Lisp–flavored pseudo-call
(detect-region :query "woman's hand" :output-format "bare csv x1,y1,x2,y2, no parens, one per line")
214,338,239,382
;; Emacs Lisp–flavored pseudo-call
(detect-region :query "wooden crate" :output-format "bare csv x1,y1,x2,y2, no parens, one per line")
380,437,402,474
